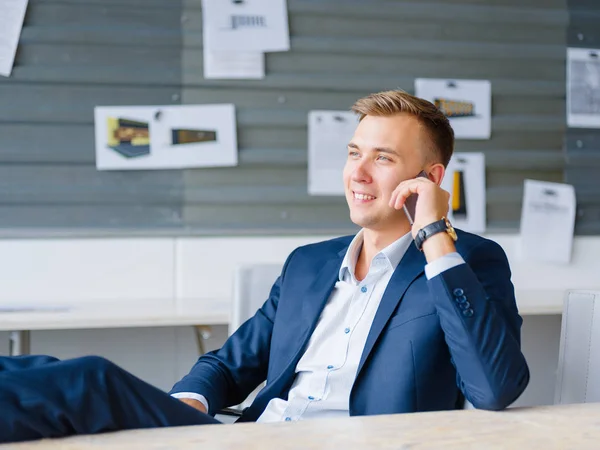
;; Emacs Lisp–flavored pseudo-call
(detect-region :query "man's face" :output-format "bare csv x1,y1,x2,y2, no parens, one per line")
343,113,427,232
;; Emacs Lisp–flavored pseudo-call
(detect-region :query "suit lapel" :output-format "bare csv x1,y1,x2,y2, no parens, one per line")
300,256,343,328
355,243,426,377
273,252,344,382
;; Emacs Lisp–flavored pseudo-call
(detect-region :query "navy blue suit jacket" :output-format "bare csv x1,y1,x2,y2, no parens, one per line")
171,230,530,421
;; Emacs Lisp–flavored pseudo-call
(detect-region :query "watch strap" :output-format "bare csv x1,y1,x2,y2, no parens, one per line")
414,219,448,251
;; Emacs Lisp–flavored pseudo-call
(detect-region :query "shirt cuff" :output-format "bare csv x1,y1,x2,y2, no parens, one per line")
424,252,465,280
171,392,209,412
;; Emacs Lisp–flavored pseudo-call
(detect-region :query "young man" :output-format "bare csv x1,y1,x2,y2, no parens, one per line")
0,91,529,442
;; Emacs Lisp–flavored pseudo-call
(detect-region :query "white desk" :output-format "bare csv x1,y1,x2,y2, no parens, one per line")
2,402,598,449
515,289,564,315
0,300,229,356
1,291,562,357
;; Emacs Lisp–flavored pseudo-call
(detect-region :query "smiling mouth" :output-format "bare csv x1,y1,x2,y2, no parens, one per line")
353,191,376,201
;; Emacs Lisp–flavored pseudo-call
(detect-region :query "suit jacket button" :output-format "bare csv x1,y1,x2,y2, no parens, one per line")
463,308,474,317
458,301,471,311
455,295,468,304
453,288,464,297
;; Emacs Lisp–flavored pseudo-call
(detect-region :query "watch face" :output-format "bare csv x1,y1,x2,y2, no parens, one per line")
443,217,458,241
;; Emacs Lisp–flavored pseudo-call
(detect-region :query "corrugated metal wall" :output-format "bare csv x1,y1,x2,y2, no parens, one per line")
566,0,600,234
0,0,578,236
0,0,185,234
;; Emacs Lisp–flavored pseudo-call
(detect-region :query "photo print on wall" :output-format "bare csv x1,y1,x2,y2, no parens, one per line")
95,104,237,171
415,78,492,140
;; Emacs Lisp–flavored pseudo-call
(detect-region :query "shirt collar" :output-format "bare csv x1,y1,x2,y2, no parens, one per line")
338,230,413,283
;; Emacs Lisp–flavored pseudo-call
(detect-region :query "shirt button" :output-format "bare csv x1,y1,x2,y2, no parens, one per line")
327,365,334,370
285,417,292,422
308,396,315,400
344,327,350,334
361,286,367,293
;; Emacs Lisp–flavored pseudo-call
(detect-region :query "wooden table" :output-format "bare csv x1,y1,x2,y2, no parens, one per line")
0,300,229,356
2,403,598,449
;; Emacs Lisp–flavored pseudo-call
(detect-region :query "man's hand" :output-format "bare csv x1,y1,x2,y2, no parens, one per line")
389,176,450,237
389,176,456,262
179,398,208,414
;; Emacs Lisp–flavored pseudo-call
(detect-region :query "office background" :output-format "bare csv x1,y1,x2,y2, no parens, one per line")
1,0,598,236
0,0,599,409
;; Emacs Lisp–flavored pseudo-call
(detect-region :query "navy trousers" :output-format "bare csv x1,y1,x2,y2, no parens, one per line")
0,355,220,443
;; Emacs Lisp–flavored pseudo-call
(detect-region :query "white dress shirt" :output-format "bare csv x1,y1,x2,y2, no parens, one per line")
173,231,464,421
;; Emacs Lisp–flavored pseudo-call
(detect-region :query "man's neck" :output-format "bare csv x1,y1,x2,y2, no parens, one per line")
355,224,410,281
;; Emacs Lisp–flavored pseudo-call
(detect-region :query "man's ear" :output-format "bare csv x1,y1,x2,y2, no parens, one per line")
426,163,446,186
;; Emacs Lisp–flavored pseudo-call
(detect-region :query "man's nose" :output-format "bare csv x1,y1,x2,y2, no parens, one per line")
351,160,371,183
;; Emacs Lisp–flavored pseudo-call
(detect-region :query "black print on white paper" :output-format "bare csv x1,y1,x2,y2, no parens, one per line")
569,60,600,115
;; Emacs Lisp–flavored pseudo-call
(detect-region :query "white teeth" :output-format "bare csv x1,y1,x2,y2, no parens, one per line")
354,192,375,200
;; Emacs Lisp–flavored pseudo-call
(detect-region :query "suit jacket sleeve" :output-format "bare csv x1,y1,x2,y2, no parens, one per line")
427,239,530,410
169,249,297,415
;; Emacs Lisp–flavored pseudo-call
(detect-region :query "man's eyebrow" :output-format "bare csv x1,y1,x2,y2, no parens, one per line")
347,143,401,157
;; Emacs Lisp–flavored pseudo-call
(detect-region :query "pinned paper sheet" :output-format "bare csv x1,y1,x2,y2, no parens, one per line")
203,50,264,79
567,47,600,128
201,0,290,52
520,180,576,264
415,78,491,139
440,152,486,233
95,104,237,170
0,0,28,77
308,111,358,196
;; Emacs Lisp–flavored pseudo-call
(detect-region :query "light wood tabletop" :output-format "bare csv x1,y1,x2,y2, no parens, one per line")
2,402,599,449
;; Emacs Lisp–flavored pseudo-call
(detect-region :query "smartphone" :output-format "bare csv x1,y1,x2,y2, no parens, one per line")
402,170,429,225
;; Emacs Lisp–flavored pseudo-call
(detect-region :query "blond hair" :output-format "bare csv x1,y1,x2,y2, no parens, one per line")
351,90,454,167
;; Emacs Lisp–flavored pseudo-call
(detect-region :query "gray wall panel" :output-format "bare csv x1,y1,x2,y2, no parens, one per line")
0,0,580,235
0,166,182,205
282,1,567,25
0,0,184,233
182,203,354,232
0,205,181,229
180,0,568,234
182,70,565,96
0,85,181,123
0,124,93,164
264,54,566,82
25,2,179,28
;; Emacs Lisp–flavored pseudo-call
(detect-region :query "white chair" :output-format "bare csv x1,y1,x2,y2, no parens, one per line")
217,263,283,423
555,290,600,404
229,263,284,336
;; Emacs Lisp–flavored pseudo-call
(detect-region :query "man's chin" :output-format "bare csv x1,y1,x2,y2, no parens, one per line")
350,212,408,233
349,213,378,230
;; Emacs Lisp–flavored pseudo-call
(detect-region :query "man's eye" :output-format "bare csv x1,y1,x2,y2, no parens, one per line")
377,155,390,161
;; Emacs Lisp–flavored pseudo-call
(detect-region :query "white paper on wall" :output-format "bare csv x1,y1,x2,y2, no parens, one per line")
415,78,492,139
440,152,486,233
567,47,600,128
308,111,358,196
203,50,264,79
201,0,290,52
0,0,28,77
95,104,237,170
